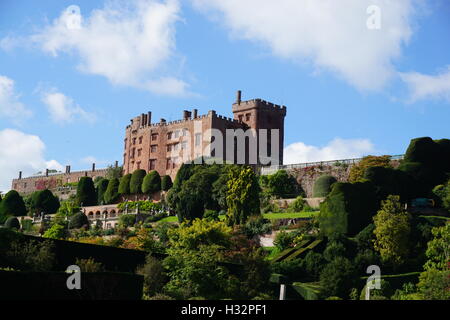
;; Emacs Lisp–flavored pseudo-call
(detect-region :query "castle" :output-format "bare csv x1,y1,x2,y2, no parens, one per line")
11,91,286,194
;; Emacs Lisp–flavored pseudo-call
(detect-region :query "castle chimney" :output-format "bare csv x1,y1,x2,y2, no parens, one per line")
115,160,118,168
236,90,242,104
67,165,71,174
140,113,145,127
193,109,198,118
19,171,22,180
92,163,96,172
147,111,152,125
45,169,49,177
183,110,191,120
160,118,166,124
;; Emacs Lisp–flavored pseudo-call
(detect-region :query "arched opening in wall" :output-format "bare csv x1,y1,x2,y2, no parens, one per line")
95,211,101,219
110,210,116,218
102,210,108,218
88,212,94,219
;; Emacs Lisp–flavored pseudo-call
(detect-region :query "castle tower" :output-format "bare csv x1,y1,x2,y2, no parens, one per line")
232,90,287,165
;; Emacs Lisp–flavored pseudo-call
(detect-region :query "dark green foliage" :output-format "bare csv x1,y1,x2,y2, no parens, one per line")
76,177,96,206
137,255,165,296
0,190,27,221
318,182,378,237
119,214,136,227
274,230,296,251
313,175,337,197
30,189,60,215
142,171,161,195
172,163,195,190
118,173,132,195
96,178,109,205
4,239,56,271
302,251,327,280
68,212,89,229
242,216,272,238
323,241,347,262
270,259,304,282
319,257,359,299
104,178,120,204
161,175,173,191
360,279,393,300
130,169,147,194
203,209,219,221
4,217,20,229
263,170,303,198
354,223,376,250
353,249,381,274
105,164,123,180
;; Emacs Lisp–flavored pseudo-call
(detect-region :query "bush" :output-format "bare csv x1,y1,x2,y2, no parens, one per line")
287,196,305,212
312,175,337,197
4,240,56,271
75,257,105,272
43,223,67,239
161,175,173,191
301,251,326,280
0,190,27,221
203,209,219,221
142,171,161,195
118,174,132,195
242,216,272,238
130,169,147,194
323,241,347,262
359,279,393,300
104,178,120,204
4,217,20,230
68,212,89,229
417,269,450,300
319,257,359,299
96,178,109,205
30,189,60,214
119,214,136,228
76,177,96,206
136,255,165,296
349,155,392,183
264,170,302,198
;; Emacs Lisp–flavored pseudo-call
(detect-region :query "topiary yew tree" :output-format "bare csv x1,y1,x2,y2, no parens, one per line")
130,169,147,194
76,177,96,206
313,175,337,197
96,178,109,205
4,217,20,229
348,155,393,183
0,190,27,222
31,189,60,214
104,178,120,204
266,170,302,198
118,173,132,195
142,171,161,195
318,182,378,237
161,175,173,191
68,212,89,229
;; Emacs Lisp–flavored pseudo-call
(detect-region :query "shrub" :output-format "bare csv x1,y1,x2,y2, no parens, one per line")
30,189,60,214
136,255,165,296
242,216,272,238
359,279,393,300
118,173,132,195
287,196,305,212
274,230,296,251
68,212,89,229
96,178,109,205
312,175,337,197
0,190,27,221
43,223,67,239
75,257,105,272
319,257,359,299
301,251,327,280
161,175,173,191
5,240,56,271
417,269,450,300
142,171,161,195
204,209,219,221
265,170,302,198
119,214,136,228
104,178,120,204
76,177,96,206
130,169,147,194
4,217,20,230
323,241,347,262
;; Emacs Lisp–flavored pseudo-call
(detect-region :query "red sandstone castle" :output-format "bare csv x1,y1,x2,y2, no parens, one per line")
11,91,286,194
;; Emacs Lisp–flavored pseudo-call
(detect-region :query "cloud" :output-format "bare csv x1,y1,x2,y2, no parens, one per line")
400,66,450,103
28,0,188,95
283,138,376,164
0,75,32,124
191,0,417,91
41,89,95,124
0,129,63,192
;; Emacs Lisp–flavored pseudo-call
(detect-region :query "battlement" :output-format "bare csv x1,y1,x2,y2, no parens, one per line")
232,92,286,115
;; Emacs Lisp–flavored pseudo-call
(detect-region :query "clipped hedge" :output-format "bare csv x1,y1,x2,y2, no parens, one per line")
290,282,322,300
0,270,143,300
312,175,337,197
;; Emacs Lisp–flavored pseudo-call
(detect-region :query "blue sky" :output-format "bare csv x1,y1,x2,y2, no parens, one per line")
0,0,450,192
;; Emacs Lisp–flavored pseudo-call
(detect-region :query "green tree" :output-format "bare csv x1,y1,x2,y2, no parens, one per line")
142,171,161,195
373,195,411,267
130,169,147,194
265,170,301,198
96,178,109,205
31,189,60,214
137,255,166,296
68,212,89,229
4,217,20,229
119,214,136,227
226,166,260,226
312,175,337,197
43,223,67,239
161,175,173,191
348,155,392,183
105,164,123,180
423,224,450,271
76,177,96,206
319,257,359,299
417,269,450,300
104,178,120,204
0,190,27,222
118,173,132,195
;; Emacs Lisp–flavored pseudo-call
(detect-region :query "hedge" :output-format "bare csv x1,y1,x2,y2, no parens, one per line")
360,272,421,292
0,270,143,300
312,175,337,197
290,282,322,300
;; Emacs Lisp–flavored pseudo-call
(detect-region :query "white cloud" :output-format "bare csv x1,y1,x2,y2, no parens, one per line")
400,66,450,103
284,138,376,164
0,129,63,192
192,0,417,91
41,90,95,124
0,75,32,124
28,0,188,95
81,156,97,164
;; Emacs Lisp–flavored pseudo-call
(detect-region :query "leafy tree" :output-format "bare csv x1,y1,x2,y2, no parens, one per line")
0,190,27,221
105,164,123,180
96,178,109,205
264,170,302,198
302,251,327,280
68,212,89,229
142,171,161,195
136,255,166,296
287,196,305,212
373,195,411,267
118,214,136,228
43,223,67,239
130,169,147,194
161,175,173,191
5,240,56,271
4,217,20,229
423,223,450,271
313,175,337,197
76,177,96,206
226,166,260,225
118,173,132,195
30,189,60,215
104,178,120,204
319,257,359,299
349,155,392,183
359,279,393,300
417,269,450,300
323,241,347,262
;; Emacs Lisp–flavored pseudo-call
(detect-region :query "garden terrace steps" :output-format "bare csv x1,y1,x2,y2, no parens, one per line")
272,239,312,263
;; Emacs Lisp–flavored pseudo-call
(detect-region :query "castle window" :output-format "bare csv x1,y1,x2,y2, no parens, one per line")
182,128,188,136
238,115,243,122
172,157,178,168
139,136,143,144
132,137,136,145
167,144,172,152
151,145,157,153
137,149,142,157
173,143,179,151
167,132,172,140
181,141,187,150
245,113,251,121
137,161,141,170
124,138,127,148
24,182,27,188
166,158,172,169
131,148,135,158
151,133,158,141
149,159,156,170
174,130,180,138
195,133,201,146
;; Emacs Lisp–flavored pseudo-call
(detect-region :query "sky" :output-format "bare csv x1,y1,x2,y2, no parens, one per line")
0,0,450,192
